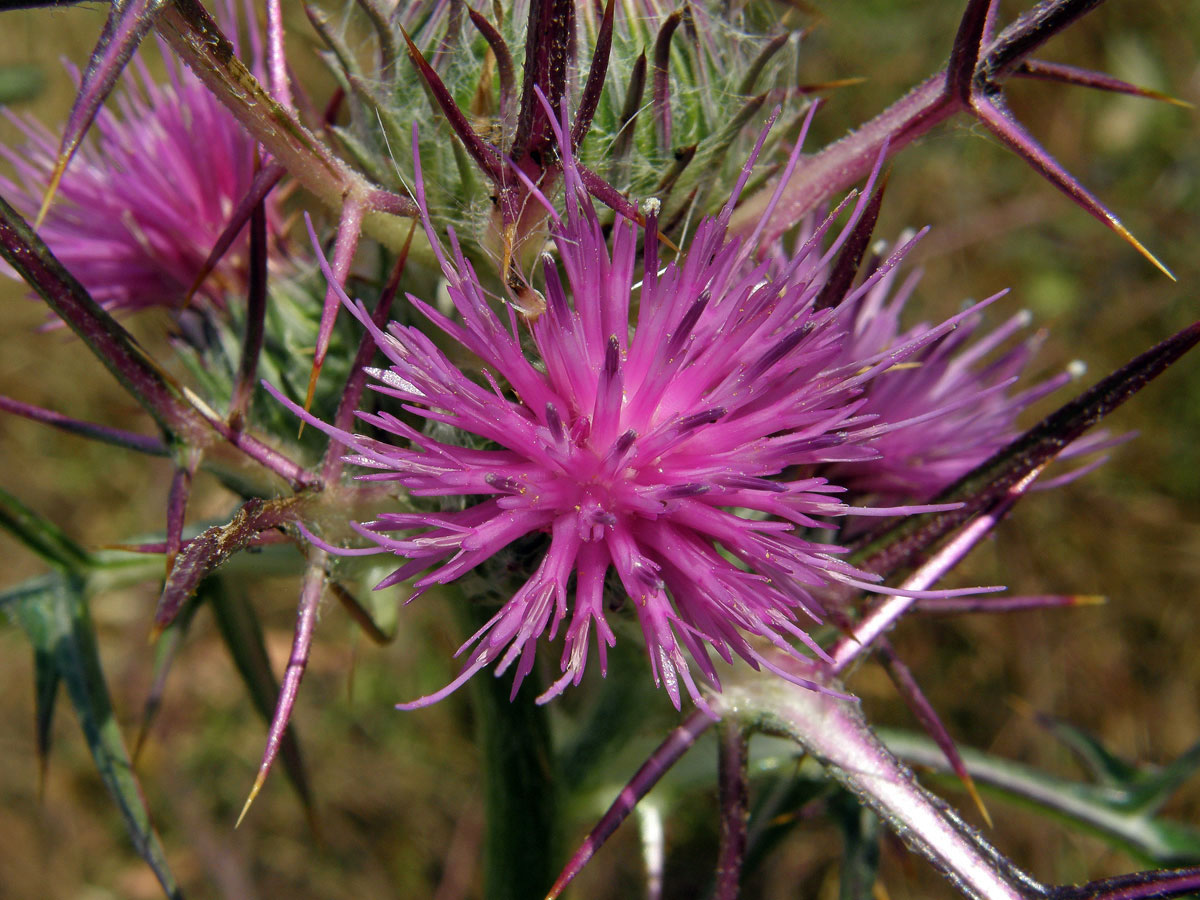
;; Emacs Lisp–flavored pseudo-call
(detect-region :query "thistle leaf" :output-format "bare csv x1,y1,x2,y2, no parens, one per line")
0,486,93,573
6,574,181,899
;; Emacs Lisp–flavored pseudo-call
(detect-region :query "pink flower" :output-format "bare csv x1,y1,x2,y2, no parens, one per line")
273,121,1003,712
0,22,283,316
824,247,1076,502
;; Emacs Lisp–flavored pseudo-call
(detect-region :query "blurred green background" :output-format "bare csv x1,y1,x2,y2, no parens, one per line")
0,1,1197,898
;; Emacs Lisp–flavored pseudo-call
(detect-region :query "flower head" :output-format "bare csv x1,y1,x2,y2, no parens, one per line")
823,244,1077,503
0,23,284,316
274,118,1008,711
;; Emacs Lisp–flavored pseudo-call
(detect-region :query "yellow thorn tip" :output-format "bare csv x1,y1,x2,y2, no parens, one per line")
962,772,993,829
298,361,322,438
235,772,267,829
34,159,67,231
1111,219,1175,281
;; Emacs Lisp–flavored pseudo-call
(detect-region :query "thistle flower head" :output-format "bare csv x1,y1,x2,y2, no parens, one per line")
823,243,1075,502
0,19,284,316
274,115,1007,712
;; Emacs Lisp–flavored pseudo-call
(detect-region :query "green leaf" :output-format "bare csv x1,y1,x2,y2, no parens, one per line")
32,642,59,794
877,728,1200,866
832,792,882,900
7,574,181,899
0,486,93,573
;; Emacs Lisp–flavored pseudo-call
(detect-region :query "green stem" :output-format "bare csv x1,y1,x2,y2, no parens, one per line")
459,599,559,900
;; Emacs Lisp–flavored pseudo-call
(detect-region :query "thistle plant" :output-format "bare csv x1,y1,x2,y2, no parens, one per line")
0,1,1196,899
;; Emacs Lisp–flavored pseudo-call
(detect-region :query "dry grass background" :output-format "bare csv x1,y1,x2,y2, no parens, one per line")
0,1,1197,898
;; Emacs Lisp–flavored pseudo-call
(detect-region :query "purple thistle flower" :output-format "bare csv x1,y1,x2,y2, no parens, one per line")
273,121,999,712
822,243,1079,502
0,14,284,316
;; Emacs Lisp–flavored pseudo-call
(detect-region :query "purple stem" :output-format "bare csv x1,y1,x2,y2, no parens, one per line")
547,711,714,899
181,389,316,490
186,162,285,307
728,0,1166,272
0,192,203,439
831,470,1040,675
1050,867,1200,900
715,722,749,900
157,0,416,251
228,188,270,430
0,394,166,455
719,665,1046,900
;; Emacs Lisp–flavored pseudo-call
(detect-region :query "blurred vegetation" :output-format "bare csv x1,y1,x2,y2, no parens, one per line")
0,1,1197,898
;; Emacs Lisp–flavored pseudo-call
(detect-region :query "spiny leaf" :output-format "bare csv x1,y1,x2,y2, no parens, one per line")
9,574,181,899
34,0,168,228
1023,706,1141,787
33,642,59,798
879,727,1200,866
829,791,882,900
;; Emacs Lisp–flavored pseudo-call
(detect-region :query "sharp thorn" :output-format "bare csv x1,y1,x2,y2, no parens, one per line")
235,771,267,828
1110,218,1176,281
33,159,67,231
